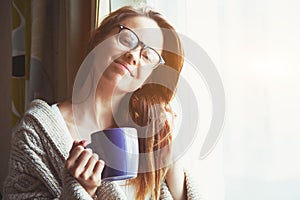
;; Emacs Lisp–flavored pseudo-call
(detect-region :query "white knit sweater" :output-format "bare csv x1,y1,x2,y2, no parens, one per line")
3,99,201,199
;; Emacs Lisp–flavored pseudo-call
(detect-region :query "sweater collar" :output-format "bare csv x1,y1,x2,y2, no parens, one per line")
27,99,73,160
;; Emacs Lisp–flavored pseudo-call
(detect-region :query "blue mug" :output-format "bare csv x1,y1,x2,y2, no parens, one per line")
87,127,139,181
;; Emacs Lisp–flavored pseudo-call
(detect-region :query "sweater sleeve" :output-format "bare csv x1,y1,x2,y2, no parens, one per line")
60,167,93,200
185,171,203,200
160,171,202,200
3,129,61,199
96,181,127,200
3,127,93,200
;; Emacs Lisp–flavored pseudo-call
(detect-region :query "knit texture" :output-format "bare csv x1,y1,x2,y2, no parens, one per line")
3,99,201,199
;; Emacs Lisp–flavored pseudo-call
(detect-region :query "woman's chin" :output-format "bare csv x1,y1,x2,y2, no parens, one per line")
102,65,146,93
102,67,128,82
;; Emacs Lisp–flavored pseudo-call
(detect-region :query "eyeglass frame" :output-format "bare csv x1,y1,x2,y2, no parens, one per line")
117,24,165,68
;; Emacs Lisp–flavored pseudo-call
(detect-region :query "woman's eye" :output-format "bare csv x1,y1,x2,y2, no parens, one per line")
120,37,132,46
141,52,149,60
119,30,138,49
142,55,150,61
142,50,156,62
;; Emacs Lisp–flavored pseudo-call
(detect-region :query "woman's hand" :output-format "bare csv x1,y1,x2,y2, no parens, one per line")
65,140,105,197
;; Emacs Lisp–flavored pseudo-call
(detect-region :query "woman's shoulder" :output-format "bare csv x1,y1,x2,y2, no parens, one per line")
12,99,50,128
97,181,127,199
12,99,55,139
12,99,53,132
25,99,53,115
9,100,54,159
18,99,60,128
12,98,73,158
13,99,66,138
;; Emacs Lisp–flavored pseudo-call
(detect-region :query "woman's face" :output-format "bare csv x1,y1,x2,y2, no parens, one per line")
99,16,164,93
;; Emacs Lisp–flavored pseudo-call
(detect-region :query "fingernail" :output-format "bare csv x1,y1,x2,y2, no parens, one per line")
79,140,87,147
100,160,105,165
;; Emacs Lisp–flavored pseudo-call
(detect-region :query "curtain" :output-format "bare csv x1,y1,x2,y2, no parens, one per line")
0,0,13,191
11,0,96,126
12,0,27,126
2,0,95,191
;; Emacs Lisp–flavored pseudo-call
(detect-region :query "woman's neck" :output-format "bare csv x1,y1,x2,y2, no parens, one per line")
59,76,128,140
94,76,127,126
93,92,124,130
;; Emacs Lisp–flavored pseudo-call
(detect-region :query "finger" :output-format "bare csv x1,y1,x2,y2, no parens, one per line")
70,140,87,157
72,148,93,177
80,153,99,180
89,160,104,187
93,160,105,177
65,138,88,168
65,145,85,169
66,144,84,163
70,140,81,153
78,140,87,147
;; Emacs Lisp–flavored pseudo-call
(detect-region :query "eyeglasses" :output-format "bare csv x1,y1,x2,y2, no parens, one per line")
117,25,165,68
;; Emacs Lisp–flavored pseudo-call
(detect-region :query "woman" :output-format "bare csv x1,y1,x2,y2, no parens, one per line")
3,6,200,200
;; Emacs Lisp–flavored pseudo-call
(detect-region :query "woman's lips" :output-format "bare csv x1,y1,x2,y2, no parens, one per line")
114,61,134,77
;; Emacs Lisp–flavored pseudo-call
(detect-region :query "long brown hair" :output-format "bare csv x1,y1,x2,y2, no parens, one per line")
89,6,183,199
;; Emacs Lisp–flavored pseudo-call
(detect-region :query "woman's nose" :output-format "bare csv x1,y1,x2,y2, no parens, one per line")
124,49,141,66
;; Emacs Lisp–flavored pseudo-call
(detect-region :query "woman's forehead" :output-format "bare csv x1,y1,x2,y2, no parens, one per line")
120,16,159,30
